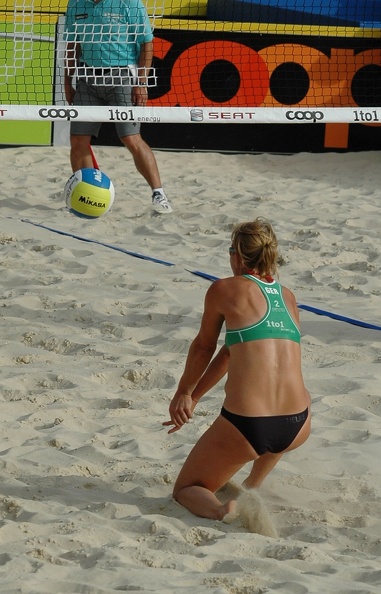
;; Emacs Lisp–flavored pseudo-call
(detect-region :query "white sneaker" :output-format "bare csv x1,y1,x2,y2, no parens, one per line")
152,191,172,214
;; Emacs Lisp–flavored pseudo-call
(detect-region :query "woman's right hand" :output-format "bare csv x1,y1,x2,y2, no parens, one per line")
162,393,196,434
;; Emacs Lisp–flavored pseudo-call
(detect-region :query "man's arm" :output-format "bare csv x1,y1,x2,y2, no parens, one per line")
132,40,153,105
64,42,80,105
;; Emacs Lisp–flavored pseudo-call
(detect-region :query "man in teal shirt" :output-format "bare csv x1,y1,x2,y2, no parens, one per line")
64,0,172,214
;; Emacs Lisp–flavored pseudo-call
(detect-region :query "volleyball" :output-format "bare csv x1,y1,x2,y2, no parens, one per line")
64,168,115,218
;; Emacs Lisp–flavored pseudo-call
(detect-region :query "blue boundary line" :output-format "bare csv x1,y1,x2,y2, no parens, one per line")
20,219,174,267
18,218,381,332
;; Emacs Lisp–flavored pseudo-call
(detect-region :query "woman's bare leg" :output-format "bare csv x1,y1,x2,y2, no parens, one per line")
173,416,256,520
243,452,283,489
175,485,236,520
243,405,311,489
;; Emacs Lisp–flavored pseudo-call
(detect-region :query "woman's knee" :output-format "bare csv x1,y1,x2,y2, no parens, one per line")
172,476,189,501
172,484,193,505
172,485,181,501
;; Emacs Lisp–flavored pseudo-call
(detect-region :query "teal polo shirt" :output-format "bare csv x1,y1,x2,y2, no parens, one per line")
64,0,153,67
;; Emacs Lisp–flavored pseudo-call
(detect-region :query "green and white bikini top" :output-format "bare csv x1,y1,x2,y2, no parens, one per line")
225,274,301,347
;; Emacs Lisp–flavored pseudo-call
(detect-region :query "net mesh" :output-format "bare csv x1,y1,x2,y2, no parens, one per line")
0,1,380,122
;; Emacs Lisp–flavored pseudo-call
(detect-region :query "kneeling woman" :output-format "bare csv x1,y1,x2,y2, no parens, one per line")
163,218,311,521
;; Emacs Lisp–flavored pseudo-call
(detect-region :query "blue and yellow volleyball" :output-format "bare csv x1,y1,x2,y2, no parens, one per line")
64,168,115,218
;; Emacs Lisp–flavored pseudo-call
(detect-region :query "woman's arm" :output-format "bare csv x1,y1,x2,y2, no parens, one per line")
163,345,229,434
191,345,230,404
164,281,225,433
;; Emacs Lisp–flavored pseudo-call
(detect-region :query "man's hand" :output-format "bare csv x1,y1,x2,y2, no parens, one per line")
132,86,148,106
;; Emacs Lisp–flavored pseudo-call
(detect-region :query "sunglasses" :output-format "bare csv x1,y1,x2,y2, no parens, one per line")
229,246,236,255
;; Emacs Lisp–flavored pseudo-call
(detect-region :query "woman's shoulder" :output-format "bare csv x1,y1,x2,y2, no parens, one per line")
280,284,299,314
280,284,296,300
209,275,244,289
206,275,254,302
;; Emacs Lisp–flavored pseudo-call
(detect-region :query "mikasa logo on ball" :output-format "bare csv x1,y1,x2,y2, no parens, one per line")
78,195,106,208
64,168,115,219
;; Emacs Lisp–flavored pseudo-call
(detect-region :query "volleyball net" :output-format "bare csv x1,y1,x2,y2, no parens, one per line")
0,0,381,125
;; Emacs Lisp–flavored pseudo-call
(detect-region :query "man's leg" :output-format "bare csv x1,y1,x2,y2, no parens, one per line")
70,134,93,172
121,133,172,213
121,133,161,189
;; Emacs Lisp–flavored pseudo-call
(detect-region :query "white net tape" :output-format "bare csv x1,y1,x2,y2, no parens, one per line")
1,105,380,124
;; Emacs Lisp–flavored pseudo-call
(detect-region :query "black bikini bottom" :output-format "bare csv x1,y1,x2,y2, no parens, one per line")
220,406,309,455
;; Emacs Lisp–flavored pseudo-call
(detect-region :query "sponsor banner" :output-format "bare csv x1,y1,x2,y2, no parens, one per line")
95,27,381,151
150,33,381,110
1,105,380,124
38,107,79,120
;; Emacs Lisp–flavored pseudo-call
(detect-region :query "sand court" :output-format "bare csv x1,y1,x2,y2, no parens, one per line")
0,146,380,593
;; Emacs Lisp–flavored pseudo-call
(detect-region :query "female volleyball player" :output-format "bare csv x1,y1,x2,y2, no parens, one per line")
163,217,311,521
